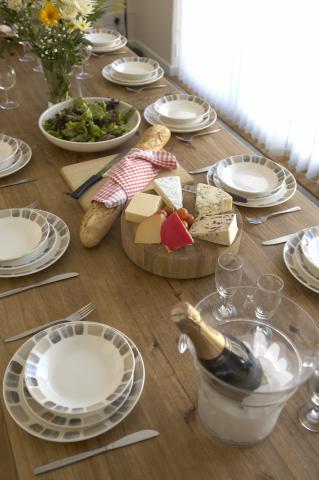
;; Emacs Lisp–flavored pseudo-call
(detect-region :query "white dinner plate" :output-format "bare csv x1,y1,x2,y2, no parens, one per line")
0,139,32,179
112,57,159,80
86,30,121,47
3,322,145,442
283,230,319,294
109,65,161,84
0,210,70,278
0,208,49,262
216,155,285,197
92,35,127,53
144,102,217,133
102,64,164,86
300,227,319,277
209,165,296,208
154,94,210,124
25,322,135,414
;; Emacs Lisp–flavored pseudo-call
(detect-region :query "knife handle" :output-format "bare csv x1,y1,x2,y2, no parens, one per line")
70,175,102,199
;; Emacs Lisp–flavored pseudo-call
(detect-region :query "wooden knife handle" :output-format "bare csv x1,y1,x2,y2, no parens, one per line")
80,125,171,248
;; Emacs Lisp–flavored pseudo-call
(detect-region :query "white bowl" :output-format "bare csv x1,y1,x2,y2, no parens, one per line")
38,97,141,153
300,227,319,277
85,29,121,47
112,57,159,81
0,134,19,170
154,94,211,124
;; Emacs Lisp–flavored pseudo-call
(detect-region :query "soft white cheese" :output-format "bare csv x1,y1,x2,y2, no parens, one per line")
195,183,232,215
153,176,183,210
190,213,238,246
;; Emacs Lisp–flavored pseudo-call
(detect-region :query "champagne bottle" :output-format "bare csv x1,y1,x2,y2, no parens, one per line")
171,302,264,391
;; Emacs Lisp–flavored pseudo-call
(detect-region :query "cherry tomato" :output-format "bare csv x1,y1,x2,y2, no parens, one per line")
186,213,195,226
177,208,188,220
182,220,189,230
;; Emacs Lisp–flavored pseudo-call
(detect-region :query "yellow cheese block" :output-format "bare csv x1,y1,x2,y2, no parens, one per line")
125,192,163,223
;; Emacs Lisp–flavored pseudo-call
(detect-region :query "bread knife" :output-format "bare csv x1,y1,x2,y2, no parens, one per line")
70,147,131,199
182,185,248,203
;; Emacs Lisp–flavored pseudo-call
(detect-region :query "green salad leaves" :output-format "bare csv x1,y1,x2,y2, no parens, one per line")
44,97,136,142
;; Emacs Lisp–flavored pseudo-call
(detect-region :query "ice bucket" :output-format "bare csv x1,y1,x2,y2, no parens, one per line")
180,287,319,446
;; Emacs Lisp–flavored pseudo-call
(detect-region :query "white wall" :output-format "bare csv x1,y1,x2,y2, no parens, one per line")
127,0,179,74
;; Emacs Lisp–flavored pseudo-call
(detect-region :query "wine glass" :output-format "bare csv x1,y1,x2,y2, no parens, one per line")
298,368,319,432
214,253,243,321
253,274,284,320
18,41,33,62
0,65,19,110
33,57,43,73
76,45,93,80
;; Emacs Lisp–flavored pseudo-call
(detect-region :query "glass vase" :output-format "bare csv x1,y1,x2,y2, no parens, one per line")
42,63,73,106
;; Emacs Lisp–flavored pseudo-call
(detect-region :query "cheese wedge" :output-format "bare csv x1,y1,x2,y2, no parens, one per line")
125,192,163,223
161,212,193,251
195,183,232,215
153,176,183,210
135,212,166,244
190,213,238,246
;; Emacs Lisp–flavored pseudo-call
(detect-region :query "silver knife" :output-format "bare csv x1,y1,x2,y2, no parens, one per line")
34,429,160,475
0,272,79,299
189,166,212,174
262,234,295,245
0,177,39,189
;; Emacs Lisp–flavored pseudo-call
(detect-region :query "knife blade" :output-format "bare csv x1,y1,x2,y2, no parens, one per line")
0,177,38,189
181,185,248,203
262,234,295,245
70,147,131,199
0,272,79,299
189,166,211,174
34,429,160,475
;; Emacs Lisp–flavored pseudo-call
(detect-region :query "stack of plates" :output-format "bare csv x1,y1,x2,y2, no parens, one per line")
0,134,31,179
85,28,127,53
3,321,145,442
207,154,297,208
0,208,70,278
102,56,164,86
144,94,217,133
284,226,319,293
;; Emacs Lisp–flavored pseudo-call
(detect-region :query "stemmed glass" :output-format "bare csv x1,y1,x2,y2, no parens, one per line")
298,368,319,432
252,274,284,320
214,253,243,321
76,45,93,80
18,41,33,62
0,65,19,110
33,57,43,73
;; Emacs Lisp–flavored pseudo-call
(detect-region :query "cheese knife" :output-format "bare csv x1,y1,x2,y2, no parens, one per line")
34,429,160,475
262,233,295,245
189,165,212,174
70,147,131,199
182,185,248,203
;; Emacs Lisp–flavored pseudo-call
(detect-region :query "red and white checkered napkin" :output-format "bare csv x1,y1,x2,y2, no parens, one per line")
93,148,178,208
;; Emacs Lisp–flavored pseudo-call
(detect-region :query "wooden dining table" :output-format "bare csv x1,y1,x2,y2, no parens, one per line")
0,45,319,480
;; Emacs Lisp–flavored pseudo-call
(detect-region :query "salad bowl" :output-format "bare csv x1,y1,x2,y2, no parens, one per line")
38,97,141,153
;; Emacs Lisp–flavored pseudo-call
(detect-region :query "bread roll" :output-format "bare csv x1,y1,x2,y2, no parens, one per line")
80,125,171,248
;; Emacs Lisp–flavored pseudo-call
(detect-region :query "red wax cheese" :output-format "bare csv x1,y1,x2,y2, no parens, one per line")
161,212,194,251
135,212,166,244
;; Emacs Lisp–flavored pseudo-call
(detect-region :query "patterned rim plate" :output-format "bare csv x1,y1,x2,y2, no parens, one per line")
0,139,32,179
0,208,49,262
92,35,127,53
0,210,70,278
216,155,285,197
102,64,164,86
0,134,19,168
109,65,160,84
85,30,121,47
294,241,319,285
209,165,296,208
112,57,159,79
144,103,217,133
154,94,210,124
25,322,135,414
0,224,57,271
3,322,145,442
0,145,23,174
300,227,319,277
283,230,319,294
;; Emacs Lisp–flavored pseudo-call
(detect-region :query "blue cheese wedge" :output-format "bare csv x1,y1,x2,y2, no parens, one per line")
190,213,238,246
196,183,232,215
153,176,183,210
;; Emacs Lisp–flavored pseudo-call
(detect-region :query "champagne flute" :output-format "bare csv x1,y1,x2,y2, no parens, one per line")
0,65,19,110
76,45,93,80
298,368,319,432
214,253,243,321
33,57,43,73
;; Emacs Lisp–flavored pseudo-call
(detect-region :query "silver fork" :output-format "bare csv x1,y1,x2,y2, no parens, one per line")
245,206,301,225
125,84,167,94
4,303,96,342
176,129,222,143
24,201,39,209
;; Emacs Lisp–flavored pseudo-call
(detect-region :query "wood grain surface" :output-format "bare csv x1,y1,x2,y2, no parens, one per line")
0,45,319,480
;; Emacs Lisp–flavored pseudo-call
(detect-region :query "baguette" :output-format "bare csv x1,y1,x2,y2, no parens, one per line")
80,125,171,248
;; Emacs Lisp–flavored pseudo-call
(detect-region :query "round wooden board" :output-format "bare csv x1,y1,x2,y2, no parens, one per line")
121,192,243,279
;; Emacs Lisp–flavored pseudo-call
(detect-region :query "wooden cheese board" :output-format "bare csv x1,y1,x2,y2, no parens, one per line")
121,190,243,279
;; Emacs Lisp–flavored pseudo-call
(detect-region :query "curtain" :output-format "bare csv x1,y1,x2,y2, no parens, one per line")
177,0,319,178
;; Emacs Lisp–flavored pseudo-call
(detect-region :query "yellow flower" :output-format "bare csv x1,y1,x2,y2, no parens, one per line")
39,3,61,27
